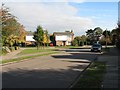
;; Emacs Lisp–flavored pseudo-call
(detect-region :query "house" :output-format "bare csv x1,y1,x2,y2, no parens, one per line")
25,31,36,46
53,30,74,46
25,30,50,46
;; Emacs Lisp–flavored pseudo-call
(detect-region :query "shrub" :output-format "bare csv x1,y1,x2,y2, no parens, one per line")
14,46,20,50
2,47,10,55
9,47,15,52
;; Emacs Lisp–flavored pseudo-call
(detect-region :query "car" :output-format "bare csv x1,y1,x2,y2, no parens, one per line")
91,43,102,52
49,42,53,46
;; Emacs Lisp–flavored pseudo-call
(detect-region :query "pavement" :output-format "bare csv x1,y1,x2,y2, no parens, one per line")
98,47,120,89
1,48,100,88
1,48,25,60
1,48,58,61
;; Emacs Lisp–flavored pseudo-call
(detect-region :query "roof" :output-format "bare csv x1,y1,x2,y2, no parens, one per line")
53,31,74,36
26,31,34,35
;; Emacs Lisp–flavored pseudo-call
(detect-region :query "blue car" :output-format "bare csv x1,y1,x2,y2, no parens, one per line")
91,44,102,52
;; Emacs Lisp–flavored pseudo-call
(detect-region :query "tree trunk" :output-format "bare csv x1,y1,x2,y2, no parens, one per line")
44,43,45,49
37,42,39,50
105,37,107,48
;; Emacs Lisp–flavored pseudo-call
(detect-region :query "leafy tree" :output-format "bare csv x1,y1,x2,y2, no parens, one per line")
72,39,78,46
5,35,19,47
1,4,26,47
114,22,120,49
46,30,49,47
74,36,81,46
50,34,55,46
43,30,49,47
111,29,117,45
86,27,103,44
81,35,87,46
18,25,26,44
94,27,103,35
94,27,103,41
2,4,16,44
86,29,94,44
33,25,44,49
103,30,111,47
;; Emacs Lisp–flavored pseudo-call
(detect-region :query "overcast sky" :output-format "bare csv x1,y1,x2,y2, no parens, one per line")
2,0,118,36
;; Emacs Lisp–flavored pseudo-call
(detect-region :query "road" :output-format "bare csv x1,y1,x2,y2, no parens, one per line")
2,48,102,88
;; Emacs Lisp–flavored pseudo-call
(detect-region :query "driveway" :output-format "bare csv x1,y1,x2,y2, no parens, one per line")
2,48,102,88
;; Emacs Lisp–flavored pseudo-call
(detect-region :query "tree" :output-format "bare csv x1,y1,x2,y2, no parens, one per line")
74,36,81,46
18,25,26,44
5,34,19,47
33,25,44,49
50,34,55,46
103,30,111,48
71,36,80,46
46,30,49,47
86,27,103,44
43,30,49,47
1,4,25,47
72,39,78,46
111,29,117,45
94,27,103,41
113,22,120,49
81,35,87,46
2,4,16,44
86,29,94,43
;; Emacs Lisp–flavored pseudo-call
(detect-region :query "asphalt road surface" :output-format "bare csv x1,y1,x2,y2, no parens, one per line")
2,48,102,88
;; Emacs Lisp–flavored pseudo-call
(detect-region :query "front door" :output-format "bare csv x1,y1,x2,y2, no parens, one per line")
63,41,66,46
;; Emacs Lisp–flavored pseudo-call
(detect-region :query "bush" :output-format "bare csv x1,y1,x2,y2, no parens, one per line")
72,39,78,46
2,47,11,55
9,47,15,52
15,46,20,50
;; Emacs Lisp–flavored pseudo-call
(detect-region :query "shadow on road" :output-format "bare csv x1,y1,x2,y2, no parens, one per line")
52,49,102,61
2,48,103,88
69,47,91,49
2,64,87,88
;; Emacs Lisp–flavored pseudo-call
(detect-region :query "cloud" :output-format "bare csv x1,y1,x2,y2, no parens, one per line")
2,0,85,3
4,2,94,36
1,0,119,3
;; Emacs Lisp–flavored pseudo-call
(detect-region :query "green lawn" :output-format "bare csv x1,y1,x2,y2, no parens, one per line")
73,61,106,88
17,48,58,55
2,51,58,64
55,46,81,49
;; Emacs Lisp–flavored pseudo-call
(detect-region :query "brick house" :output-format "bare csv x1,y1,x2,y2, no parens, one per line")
53,31,74,46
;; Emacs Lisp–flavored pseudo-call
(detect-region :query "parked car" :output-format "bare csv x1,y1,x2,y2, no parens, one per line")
49,42,53,47
91,43,102,52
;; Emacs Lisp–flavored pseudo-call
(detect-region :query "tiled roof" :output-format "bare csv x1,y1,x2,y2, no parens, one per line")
26,31,34,35
53,31,74,35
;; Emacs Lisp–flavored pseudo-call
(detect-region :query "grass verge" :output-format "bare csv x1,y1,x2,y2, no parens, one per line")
1,51,58,64
17,49,58,55
102,47,110,52
73,61,106,88
55,46,82,49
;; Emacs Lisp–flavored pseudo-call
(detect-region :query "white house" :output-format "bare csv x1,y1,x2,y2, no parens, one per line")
53,31,74,46
26,36,35,42
25,31,36,46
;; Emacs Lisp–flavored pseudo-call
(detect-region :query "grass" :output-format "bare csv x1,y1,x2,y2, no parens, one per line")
55,46,82,49
17,48,58,55
1,51,58,64
73,61,106,88
103,47,110,51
